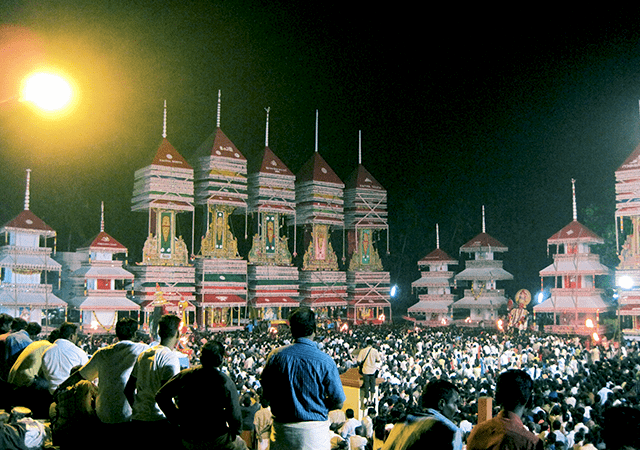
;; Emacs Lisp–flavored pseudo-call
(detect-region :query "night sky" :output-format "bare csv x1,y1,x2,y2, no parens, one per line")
2,3,640,314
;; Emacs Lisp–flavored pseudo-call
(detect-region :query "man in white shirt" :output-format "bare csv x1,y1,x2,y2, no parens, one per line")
357,338,381,404
339,408,361,439
41,322,88,394
55,318,148,435
125,314,182,449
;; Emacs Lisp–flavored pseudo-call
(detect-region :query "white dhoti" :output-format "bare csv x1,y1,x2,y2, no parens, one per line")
271,420,331,450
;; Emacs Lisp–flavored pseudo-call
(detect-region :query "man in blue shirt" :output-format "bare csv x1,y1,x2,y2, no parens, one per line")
261,307,345,450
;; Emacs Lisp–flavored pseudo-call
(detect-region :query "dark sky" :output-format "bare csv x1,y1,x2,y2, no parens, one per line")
2,2,640,312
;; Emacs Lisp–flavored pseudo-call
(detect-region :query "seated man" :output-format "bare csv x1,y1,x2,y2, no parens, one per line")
156,340,246,449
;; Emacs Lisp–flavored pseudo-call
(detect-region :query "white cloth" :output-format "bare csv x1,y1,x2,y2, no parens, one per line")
41,339,89,393
80,340,148,423
271,420,331,450
130,344,181,421
349,435,368,450
340,418,361,439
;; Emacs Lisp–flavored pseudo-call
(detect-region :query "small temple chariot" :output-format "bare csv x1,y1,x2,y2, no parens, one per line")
64,203,139,333
0,170,65,325
534,180,612,335
452,207,513,325
408,224,457,326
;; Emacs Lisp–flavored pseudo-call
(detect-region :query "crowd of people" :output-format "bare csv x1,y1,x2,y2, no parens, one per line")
0,308,639,449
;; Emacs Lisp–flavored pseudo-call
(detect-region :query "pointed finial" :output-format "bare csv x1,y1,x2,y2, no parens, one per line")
100,201,105,232
436,223,440,249
572,178,577,221
24,169,31,211
358,130,362,165
162,100,167,138
315,110,319,152
216,90,221,128
265,107,271,147
482,205,486,233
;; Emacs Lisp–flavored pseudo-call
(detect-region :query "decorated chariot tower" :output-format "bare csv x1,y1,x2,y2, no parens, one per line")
192,91,248,329
130,102,196,332
246,108,299,320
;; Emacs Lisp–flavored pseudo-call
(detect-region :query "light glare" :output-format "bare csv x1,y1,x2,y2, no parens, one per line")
23,72,73,111
619,275,634,290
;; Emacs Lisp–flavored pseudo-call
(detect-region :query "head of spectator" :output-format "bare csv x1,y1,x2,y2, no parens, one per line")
289,308,316,340
495,369,533,417
48,329,60,343
58,322,78,343
158,314,181,347
25,322,41,340
0,314,12,333
200,340,225,369
115,317,139,341
421,379,460,422
10,317,27,332
346,408,355,419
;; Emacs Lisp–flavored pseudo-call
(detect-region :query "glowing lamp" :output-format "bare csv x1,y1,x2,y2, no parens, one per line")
585,319,594,328
619,275,634,290
592,332,600,342
22,71,73,111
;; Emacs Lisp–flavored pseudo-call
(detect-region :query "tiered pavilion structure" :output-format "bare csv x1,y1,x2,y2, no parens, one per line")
614,142,640,333
65,203,138,333
0,170,65,323
534,179,612,335
408,224,457,326
294,111,348,317
247,108,299,321
193,91,248,329
130,102,196,332
453,206,513,324
345,132,391,324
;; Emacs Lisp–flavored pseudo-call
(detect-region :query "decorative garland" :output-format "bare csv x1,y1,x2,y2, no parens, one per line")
471,282,485,300
92,311,117,332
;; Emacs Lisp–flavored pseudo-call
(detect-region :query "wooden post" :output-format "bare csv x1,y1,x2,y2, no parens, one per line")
477,396,493,424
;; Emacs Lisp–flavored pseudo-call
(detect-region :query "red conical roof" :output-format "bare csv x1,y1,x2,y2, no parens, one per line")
151,138,192,170
418,247,457,265
617,141,640,172
296,152,343,185
345,164,385,191
460,232,507,252
88,231,127,253
548,220,603,244
1,209,55,235
196,128,246,162
258,146,294,177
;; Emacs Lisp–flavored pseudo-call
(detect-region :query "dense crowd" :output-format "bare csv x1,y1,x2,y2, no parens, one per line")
1,313,640,449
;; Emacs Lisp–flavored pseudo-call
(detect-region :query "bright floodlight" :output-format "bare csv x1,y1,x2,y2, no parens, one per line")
537,292,544,304
390,285,398,297
619,275,634,290
22,72,73,111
